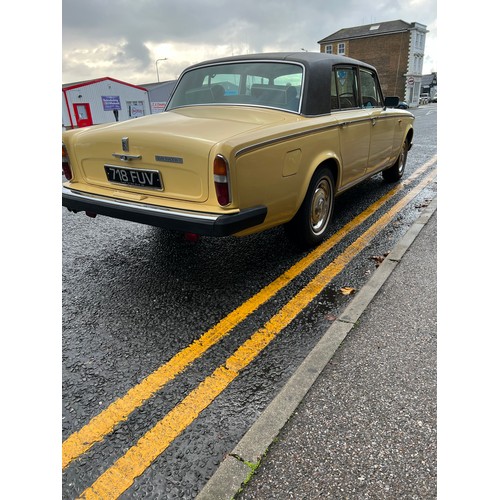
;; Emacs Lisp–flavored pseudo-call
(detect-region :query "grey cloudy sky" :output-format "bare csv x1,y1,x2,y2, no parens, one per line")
62,0,437,85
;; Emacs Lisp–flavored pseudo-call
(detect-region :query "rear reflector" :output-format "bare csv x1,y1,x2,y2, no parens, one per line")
184,232,200,242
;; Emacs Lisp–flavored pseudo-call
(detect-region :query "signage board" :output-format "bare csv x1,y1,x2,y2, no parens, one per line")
151,102,167,114
102,96,122,111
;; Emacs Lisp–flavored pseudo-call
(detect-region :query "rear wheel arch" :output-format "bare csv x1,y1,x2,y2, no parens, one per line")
285,159,339,248
317,158,339,191
299,157,339,205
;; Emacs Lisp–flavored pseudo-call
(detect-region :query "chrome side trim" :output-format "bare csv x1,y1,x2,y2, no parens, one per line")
234,114,401,157
235,123,341,157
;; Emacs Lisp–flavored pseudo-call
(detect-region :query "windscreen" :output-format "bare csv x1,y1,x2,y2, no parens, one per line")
167,61,303,113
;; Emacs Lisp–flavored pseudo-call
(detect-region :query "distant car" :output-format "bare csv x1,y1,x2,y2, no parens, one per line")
430,94,437,103
62,52,414,247
419,93,430,105
397,101,409,109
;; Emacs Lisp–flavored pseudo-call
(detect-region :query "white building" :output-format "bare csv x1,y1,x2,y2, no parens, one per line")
62,77,151,130
405,22,428,105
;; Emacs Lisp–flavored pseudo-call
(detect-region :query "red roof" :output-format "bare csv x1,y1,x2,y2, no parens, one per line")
62,76,148,92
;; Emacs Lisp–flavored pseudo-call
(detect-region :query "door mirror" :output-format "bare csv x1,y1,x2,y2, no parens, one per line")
384,96,400,108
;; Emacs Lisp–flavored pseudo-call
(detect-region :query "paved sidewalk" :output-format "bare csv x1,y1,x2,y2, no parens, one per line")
197,197,437,500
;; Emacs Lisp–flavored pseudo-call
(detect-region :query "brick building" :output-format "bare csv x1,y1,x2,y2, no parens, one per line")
318,20,428,107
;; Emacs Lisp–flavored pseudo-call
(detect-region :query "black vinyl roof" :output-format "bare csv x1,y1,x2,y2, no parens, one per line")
187,52,375,73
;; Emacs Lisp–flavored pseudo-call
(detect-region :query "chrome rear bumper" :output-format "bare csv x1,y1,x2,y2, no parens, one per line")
62,187,267,236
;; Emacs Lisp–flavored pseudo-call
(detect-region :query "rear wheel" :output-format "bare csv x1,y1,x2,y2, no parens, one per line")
285,167,335,248
383,139,408,182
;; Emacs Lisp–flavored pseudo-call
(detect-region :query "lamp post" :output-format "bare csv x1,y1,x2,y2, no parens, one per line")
155,58,168,82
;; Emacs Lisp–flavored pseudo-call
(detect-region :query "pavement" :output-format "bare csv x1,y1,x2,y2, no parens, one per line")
197,196,437,500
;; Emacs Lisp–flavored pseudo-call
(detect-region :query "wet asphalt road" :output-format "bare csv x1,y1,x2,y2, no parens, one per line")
62,104,437,499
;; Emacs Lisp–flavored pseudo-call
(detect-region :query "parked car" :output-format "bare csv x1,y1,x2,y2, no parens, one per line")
419,93,430,105
62,52,414,247
396,100,409,109
430,94,437,103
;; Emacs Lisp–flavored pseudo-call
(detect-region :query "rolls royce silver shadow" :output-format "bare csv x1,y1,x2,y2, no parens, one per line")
62,52,414,247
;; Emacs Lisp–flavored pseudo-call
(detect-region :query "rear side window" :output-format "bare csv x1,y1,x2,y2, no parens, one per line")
331,67,358,110
360,69,383,108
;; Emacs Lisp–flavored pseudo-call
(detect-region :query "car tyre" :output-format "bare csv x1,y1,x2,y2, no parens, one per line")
383,139,408,182
285,167,335,248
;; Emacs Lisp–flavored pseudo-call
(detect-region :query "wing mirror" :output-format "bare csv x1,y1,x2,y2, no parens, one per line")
384,96,400,108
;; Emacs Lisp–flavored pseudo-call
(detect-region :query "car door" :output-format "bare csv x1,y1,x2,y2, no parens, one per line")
331,66,372,189
359,68,396,174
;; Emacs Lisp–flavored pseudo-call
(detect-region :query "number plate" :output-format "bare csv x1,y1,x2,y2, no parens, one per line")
105,165,163,190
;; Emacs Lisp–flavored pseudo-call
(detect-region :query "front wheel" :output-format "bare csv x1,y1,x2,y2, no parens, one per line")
285,167,335,248
383,139,408,182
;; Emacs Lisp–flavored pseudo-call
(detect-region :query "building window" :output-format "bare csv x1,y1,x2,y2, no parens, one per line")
325,45,332,54
337,43,345,55
415,32,425,50
413,55,423,74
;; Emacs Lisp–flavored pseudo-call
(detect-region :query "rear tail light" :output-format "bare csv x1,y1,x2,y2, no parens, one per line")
62,144,72,180
213,154,231,206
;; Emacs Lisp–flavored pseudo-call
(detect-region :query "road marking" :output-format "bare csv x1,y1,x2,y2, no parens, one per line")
63,155,437,469
77,168,437,499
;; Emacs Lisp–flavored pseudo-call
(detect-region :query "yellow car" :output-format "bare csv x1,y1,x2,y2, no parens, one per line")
62,52,414,247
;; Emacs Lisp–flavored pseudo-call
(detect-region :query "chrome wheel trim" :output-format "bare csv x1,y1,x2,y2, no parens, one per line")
310,177,333,235
398,142,408,174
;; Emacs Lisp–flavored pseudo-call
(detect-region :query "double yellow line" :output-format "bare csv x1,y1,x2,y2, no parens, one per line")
64,157,436,499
